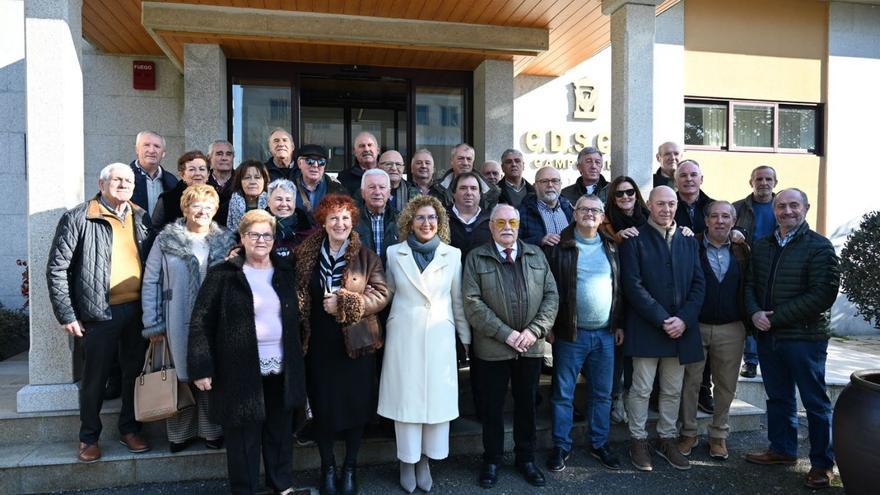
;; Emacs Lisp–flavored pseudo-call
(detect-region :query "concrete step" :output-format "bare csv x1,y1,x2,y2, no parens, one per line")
0,399,764,494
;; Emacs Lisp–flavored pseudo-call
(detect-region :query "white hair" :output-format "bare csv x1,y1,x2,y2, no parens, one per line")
208,140,234,156
489,203,520,221
135,130,166,149
361,168,390,190
267,179,297,198
99,162,133,181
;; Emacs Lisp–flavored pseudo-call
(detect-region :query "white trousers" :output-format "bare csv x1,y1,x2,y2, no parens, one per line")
394,421,450,463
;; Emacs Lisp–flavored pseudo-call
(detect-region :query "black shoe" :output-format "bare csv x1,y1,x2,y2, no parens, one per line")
168,438,192,453
740,362,757,378
546,447,570,472
205,436,224,449
698,386,715,414
516,461,546,487
478,463,498,488
590,444,621,470
320,464,337,495
339,464,357,495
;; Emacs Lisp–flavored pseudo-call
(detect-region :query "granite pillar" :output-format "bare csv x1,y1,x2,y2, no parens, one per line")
183,44,227,151
17,0,84,412
474,59,514,163
602,0,658,193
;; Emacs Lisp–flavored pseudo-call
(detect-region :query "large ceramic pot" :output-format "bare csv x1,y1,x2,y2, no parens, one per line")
832,369,880,495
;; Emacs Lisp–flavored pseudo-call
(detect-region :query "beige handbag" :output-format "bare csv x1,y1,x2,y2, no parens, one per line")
134,340,195,422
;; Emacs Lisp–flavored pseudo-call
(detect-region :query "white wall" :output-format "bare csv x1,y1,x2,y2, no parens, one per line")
0,0,27,309
826,1,880,335
82,41,184,191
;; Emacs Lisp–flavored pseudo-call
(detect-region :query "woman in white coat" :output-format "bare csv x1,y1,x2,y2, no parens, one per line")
378,195,471,493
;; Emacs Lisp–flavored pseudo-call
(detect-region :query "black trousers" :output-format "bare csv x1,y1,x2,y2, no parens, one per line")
224,373,295,495
478,356,542,464
79,301,146,444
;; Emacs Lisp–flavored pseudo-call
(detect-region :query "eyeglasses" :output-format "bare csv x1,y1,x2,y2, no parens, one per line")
414,214,438,224
575,207,604,216
493,218,520,229
380,161,404,169
244,232,274,242
304,157,327,168
188,204,216,213
614,189,636,198
536,178,561,186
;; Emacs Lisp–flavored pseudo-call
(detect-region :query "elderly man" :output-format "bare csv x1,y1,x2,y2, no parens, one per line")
620,185,705,472
264,127,296,181
432,143,500,210
519,166,574,247
498,149,535,208
47,163,154,462
678,201,751,461
207,140,235,201
653,142,681,189
448,172,492,262
545,195,623,472
354,168,398,265
463,204,559,489
408,148,436,196
561,147,609,204
378,150,419,212
294,144,346,213
129,130,178,216
735,165,778,378
744,189,840,490
337,131,380,196
481,160,502,186
674,159,715,234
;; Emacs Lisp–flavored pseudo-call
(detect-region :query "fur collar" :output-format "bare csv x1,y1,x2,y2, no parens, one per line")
157,218,234,265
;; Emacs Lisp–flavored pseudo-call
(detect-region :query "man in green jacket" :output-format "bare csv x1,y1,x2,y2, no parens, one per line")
462,204,559,490
743,188,840,490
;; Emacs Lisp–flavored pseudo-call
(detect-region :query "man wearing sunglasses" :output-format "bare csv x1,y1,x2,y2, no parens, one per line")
561,146,610,205
519,167,574,247
294,144,346,213
462,204,559,489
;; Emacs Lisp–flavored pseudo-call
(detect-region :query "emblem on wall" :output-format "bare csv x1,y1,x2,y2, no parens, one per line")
572,77,598,120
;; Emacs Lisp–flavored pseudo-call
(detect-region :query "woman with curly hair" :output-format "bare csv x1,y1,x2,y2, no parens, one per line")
294,194,389,495
378,195,471,493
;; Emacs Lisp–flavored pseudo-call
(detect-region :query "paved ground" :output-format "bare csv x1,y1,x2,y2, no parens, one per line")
50,421,842,495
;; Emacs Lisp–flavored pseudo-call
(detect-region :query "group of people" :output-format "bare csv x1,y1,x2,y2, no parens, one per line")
46,129,841,494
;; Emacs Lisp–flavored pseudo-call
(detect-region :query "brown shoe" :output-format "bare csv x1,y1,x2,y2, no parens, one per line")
678,435,698,456
77,442,101,463
629,438,653,472
804,467,834,489
744,449,797,465
655,438,691,470
708,437,729,460
119,433,151,453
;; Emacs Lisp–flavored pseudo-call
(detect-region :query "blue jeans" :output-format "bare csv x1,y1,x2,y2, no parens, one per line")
552,329,614,451
743,335,759,365
756,335,833,469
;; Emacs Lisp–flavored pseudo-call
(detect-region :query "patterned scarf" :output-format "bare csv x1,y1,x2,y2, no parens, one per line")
319,236,349,292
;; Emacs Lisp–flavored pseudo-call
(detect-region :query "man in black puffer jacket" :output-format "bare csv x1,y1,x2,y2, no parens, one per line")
742,188,840,490
47,163,154,463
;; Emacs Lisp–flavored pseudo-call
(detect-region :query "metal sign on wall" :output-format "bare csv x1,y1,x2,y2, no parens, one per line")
133,61,156,90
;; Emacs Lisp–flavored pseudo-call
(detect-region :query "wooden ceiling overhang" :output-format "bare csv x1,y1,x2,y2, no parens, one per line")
83,1,680,76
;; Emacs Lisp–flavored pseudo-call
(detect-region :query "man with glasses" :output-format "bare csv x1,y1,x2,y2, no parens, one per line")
294,144,346,214
519,166,574,247
498,149,535,208
620,185,705,472
354,169,398,266
463,204,559,489
265,128,296,181
544,195,624,472
561,147,609,204
377,150,419,212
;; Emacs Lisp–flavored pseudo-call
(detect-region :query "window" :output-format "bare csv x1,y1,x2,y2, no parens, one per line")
684,98,820,154
416,105,429,126
440,105,460,127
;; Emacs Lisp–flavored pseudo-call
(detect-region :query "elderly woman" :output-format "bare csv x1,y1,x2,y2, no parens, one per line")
266,179,314,258
188,209,306,495
294,194,389,495
226,159,269,230
378,195,470,493
151,150,210,228
142,184,234,453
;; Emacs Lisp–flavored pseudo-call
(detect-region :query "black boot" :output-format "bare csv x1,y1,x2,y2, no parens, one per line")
339,464,357,495
320,463,337,495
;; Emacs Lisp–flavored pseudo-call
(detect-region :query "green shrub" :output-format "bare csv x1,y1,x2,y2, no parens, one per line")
840,210,880,329
0,304,28,360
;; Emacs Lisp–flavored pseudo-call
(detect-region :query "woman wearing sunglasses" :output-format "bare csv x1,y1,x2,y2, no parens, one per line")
601,176,651,244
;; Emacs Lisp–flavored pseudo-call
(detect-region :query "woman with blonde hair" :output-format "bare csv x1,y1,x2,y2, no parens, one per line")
378,195,471,493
